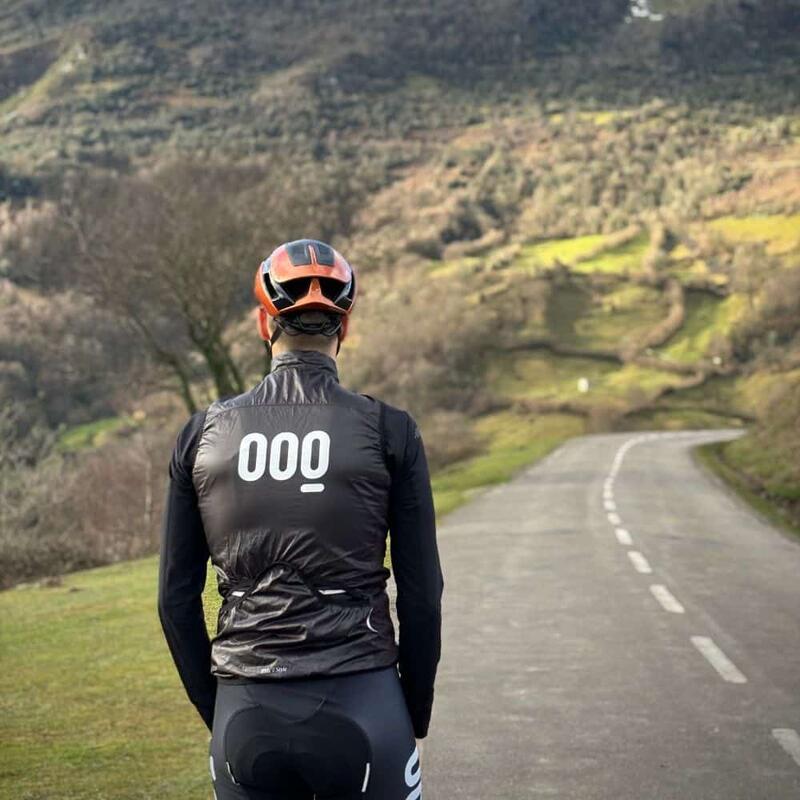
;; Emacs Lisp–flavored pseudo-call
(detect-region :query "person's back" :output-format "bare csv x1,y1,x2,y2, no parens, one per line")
157,239,443,799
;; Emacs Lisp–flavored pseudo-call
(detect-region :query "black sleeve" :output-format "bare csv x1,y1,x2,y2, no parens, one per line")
156,409,217,732
386,407,444,739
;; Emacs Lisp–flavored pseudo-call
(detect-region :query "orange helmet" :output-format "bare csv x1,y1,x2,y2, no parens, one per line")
253,239,357,349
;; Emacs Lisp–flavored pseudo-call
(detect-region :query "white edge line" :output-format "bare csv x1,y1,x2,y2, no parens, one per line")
690,636,747,684
649,584,685,614
772,729,800,768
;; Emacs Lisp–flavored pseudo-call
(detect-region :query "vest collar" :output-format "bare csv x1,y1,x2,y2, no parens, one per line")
270,349,339,381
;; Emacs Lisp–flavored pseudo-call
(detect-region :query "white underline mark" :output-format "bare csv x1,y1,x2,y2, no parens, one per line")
300,483,325,493
615,527,633,546
650,584,685,614
608,512,622,526
691,636,747,683
628,550,652,574
772,729,800,769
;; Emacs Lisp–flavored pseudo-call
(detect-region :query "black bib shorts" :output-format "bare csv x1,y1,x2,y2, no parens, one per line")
208,665,422,800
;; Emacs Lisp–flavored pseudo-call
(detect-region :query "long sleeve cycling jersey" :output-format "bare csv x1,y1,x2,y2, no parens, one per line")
157,349,443,739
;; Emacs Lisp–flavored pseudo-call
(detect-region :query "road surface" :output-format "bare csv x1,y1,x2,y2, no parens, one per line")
422,430,800,799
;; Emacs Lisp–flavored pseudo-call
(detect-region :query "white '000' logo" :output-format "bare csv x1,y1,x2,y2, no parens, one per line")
237,430,330,493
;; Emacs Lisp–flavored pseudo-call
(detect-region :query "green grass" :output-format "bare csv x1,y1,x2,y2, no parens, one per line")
660,293,747,363
724,432,800,503
428,255,481,278
517,233,610,271
431,411,584,515
626,407,748,430
735,368,800,415
488,352,615,402
0,42,89,117
707,213,800,256
0,408,581,799
572,285,665,349
602,363,682,399
490,351,683,407
695,440,800,538
57,416,135,453
0,557,215,800
513,231,650,276
571,233,649,274
513,231,649,276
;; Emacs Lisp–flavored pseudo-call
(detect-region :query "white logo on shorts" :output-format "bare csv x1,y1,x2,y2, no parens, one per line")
404,746,421,800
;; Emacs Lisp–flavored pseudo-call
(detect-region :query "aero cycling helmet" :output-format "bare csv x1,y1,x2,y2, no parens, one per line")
254,239,357,352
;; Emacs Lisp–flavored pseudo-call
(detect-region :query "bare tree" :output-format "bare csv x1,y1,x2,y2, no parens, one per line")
54,162,265,411
7,156,371,415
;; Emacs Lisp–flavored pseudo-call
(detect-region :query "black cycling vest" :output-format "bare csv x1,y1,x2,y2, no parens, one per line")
192,350,399,679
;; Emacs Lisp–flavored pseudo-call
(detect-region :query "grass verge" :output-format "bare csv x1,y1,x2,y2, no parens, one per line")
694,440,800,539
431,411,584,515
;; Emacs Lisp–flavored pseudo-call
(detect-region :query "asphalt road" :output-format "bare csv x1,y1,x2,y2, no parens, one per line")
422,430,800,800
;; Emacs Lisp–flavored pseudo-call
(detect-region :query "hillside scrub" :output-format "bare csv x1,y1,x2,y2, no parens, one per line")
0,409,170,589
339,268,502,466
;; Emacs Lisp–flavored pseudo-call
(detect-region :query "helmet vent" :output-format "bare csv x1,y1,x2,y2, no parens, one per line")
312,241,335,266
319,277,345,301
283,277,313,300
286,241,310,266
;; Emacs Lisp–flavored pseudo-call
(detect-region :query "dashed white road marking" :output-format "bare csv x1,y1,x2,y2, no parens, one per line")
604,499,616,511
603,489,614,500
650,584,685,614
615,527,633,546
628,550,652,574
690,636,747,684
607,512,622,526
772,728,800,769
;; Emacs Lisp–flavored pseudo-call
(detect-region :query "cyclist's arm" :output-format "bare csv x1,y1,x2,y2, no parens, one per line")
157,410,216,732
387,408,444,740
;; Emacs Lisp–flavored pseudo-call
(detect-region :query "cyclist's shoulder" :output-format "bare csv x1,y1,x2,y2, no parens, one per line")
170,409,208,478
205,381,266,418
356,395,420,465
356,393,415,430
174,408,207,446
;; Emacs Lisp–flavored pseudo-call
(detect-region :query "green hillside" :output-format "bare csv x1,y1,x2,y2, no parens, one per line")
1,0,798,587
1,1,799,795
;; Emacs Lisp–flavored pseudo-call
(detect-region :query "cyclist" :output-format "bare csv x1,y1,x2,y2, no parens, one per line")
157,238,443,799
